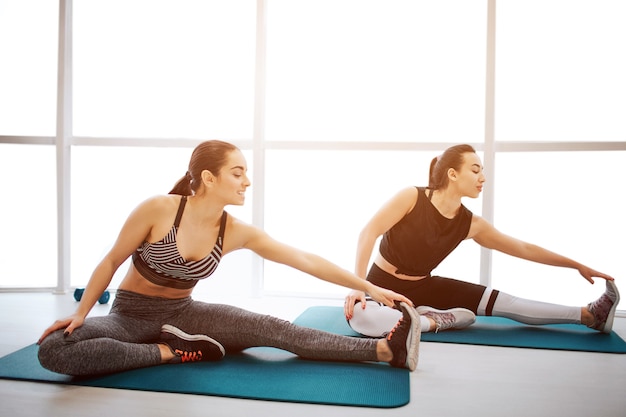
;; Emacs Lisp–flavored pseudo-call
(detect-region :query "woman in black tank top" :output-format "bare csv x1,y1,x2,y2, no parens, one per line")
345,144,619,336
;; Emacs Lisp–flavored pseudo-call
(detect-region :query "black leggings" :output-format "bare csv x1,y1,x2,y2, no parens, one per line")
38,290,380,376
367,264,487,313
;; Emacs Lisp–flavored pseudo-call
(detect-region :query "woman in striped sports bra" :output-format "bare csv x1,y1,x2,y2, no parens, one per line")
37,140,420,376
344,144,619,337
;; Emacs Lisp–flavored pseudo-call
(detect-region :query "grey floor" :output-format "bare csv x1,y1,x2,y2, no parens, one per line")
1,292,625,417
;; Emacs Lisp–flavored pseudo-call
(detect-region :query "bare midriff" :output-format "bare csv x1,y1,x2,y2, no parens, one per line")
118,263,194,299
373,252,428,282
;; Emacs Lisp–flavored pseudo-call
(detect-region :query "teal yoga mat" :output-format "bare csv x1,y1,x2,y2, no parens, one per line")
0,342,409,408
293,306,626,354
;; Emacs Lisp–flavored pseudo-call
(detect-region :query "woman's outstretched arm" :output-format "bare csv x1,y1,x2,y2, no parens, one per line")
469,215,615,284
236,220,413,308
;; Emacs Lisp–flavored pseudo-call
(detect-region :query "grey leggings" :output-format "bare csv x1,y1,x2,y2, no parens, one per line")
38,290,379,376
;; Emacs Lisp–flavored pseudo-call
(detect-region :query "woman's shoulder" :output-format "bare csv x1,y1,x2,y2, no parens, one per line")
395,186,420,199
387,186,420,216
225,214,257,235
132,194,182,219
220,213,269,253
142,194,181,208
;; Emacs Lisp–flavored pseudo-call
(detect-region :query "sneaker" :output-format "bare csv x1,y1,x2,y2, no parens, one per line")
587,280,620,333
416,306,476,333
159,324,225,363
386,302,420,371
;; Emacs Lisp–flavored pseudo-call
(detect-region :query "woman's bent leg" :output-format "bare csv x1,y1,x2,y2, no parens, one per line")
38,313,162,376
38,290,191,376
349,300,403,337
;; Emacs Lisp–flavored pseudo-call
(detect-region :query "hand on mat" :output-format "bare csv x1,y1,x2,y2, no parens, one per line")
38,313,85,344
577,264,615,285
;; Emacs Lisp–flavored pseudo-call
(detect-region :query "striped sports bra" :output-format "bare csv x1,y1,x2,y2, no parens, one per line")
132,195,227,289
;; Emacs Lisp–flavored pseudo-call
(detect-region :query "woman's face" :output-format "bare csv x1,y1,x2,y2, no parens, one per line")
454,152,485,198
214,149,251,206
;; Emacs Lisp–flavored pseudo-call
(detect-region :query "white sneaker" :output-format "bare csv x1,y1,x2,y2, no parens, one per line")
416,306,476,333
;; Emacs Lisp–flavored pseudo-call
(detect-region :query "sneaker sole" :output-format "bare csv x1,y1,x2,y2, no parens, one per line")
416,306,477,329
399,302,420,371
602,280,620,334
161,324,226,356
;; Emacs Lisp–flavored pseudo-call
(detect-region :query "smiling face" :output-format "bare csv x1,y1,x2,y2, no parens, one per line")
211,149,251,206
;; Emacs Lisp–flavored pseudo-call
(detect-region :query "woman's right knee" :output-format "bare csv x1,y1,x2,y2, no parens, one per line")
37,330,70,373
348,300,403,337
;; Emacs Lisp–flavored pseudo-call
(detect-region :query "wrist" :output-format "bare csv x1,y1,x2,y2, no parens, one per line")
362,281,375,294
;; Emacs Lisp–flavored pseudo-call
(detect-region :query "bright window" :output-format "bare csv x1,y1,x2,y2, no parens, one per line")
265,0,487,142
0,144,57,287
495,0,626,141
0,0,58,135
73,0,256,139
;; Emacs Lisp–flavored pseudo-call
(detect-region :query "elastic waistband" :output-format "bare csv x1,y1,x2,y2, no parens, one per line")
111,290,193,321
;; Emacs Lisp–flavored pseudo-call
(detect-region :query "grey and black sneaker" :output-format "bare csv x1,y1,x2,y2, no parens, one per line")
386,302,420,371
416,306,476,333
160,324,225,363
587,280,620,333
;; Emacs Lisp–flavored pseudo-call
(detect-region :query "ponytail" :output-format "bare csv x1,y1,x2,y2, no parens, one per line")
428,156,440,189
169,171,193,195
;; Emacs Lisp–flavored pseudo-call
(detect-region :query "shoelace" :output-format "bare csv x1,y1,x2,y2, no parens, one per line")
588,292,616,328
425,312,455,333
176,349,203,363
386,318,404,341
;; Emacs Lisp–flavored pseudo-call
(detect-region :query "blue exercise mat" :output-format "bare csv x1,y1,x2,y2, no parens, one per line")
0,341,409,408
293,306,626,353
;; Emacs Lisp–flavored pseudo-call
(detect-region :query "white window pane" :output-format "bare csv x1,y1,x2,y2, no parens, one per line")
73,0,256,139
262,149,482,296
496,0,626,141
71,146,253,288
0,144,57,287
492,151,624,310
265,0,487,142
0,0,58,135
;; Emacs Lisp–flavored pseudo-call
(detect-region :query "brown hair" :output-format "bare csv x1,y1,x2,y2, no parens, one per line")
169,140,239,195
428,144,476,190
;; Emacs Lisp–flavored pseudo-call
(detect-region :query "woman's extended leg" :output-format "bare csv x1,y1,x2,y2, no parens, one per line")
166,300,420,370
171,302,380,361
483,280,620,332
353,265,620,334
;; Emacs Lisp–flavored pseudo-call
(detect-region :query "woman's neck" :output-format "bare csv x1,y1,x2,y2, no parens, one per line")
429,188,462,219
185,195,225,227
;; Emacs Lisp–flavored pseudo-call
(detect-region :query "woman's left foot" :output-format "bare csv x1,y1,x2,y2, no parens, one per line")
416,306,476,332
587,280,620,333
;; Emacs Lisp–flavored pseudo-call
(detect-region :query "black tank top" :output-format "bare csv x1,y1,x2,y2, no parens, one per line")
379,187,472,276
